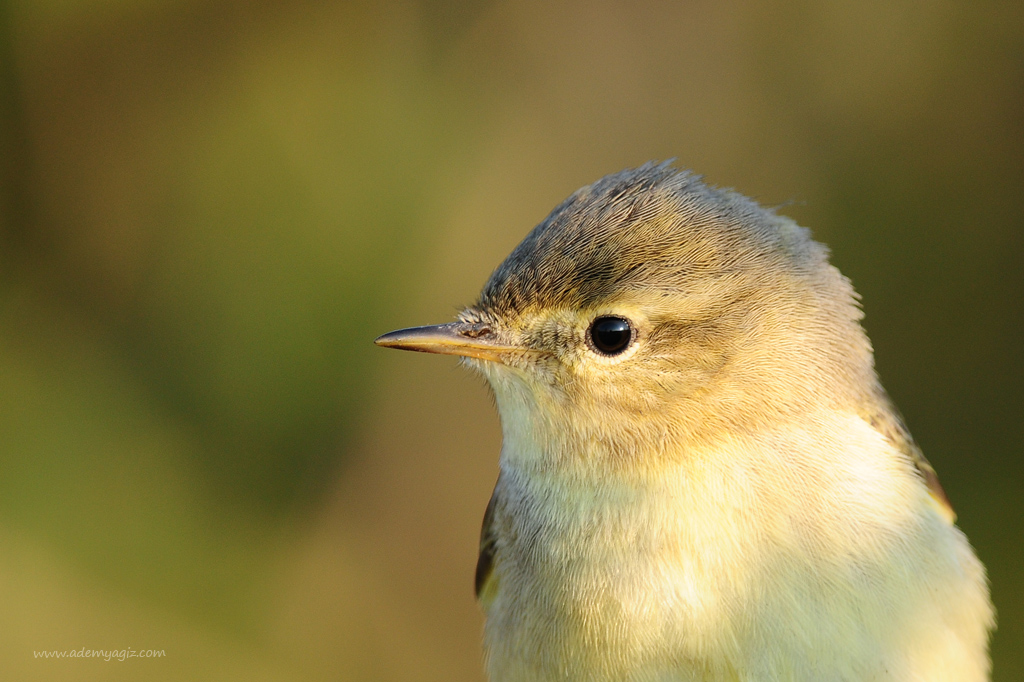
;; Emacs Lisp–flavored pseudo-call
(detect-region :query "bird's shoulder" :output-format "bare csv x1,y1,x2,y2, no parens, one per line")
860,394,956,523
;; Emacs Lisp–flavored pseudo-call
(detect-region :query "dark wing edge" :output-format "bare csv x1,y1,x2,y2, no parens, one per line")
475,484,499,603
863,395,956,524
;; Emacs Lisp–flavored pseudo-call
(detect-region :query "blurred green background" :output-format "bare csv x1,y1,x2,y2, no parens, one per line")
0,0,1020,679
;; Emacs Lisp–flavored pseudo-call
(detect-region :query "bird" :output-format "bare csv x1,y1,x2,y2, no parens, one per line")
374,163,994,681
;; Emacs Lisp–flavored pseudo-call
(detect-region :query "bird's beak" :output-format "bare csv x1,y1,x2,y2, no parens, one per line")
374,322,525,363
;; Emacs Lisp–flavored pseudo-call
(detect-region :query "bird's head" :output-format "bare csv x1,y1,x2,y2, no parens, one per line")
377,164,878,478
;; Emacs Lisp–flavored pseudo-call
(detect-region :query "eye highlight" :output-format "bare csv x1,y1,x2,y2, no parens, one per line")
588,316,633,356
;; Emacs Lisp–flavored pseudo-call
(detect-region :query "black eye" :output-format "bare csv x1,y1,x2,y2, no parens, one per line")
588,316,633,356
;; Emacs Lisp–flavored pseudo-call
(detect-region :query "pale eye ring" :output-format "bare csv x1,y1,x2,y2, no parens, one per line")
587,316,633,356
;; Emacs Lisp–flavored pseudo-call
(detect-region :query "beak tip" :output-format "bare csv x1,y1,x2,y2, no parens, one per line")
373,330,406,349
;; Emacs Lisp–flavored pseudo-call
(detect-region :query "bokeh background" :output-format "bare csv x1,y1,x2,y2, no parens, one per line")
0,0,1021,679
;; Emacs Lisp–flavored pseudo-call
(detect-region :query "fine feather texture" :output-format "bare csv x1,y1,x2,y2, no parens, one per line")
455,164,994,680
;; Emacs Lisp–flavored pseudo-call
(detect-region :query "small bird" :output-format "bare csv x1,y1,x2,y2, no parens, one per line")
375,164,994,681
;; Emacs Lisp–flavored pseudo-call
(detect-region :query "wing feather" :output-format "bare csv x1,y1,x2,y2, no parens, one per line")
475,484,499,604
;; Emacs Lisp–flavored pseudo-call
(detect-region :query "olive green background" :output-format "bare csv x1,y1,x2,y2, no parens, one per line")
0,1,1020,680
